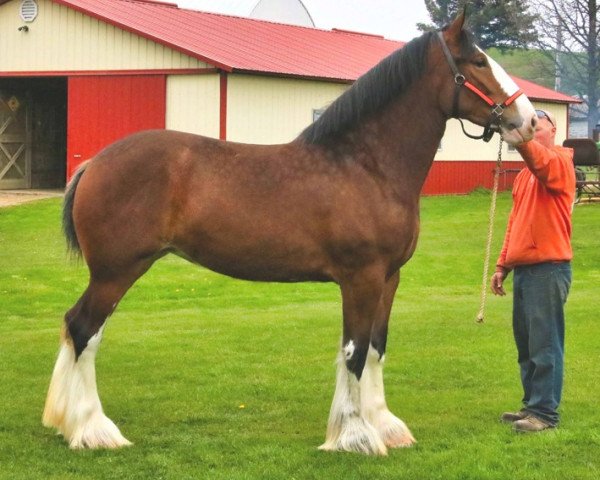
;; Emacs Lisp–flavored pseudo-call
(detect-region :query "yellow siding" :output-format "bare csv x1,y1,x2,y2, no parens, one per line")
227,74,347,144
166,74,220,138
435,119,514,161
435,102,569,161
0,0,208,72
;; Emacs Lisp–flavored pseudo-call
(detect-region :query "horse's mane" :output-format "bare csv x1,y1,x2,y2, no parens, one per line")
298,31,436,145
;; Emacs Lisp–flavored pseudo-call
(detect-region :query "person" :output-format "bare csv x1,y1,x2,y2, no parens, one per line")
491,109,575,433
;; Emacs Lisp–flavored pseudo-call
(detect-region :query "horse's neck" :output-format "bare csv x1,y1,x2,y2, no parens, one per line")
351,82,447,198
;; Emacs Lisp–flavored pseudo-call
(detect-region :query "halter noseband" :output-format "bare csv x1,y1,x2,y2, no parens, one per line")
436,31,524,142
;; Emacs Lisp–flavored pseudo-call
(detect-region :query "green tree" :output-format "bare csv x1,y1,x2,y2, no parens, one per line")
418,0,538,50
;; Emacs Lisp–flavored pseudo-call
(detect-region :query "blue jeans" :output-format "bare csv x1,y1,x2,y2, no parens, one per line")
512,262,571,425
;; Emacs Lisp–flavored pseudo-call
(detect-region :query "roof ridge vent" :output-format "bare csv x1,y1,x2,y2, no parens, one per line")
331,28,384,39
127,0,178,7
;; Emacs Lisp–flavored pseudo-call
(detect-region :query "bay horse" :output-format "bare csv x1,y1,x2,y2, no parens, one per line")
43,12,536,455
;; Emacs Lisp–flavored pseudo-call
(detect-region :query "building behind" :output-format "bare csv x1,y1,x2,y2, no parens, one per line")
0,0,578,193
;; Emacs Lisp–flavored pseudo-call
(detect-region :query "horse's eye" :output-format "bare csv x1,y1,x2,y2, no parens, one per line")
473,58,487,68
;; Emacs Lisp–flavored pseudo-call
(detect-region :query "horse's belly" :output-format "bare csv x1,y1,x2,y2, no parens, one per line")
172,224,333,283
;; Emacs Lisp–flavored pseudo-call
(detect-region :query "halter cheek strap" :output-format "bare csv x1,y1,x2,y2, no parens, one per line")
436,31,524,142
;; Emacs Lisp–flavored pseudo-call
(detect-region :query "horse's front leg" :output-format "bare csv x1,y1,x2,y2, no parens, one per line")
319,267,388,455
360,271,416,448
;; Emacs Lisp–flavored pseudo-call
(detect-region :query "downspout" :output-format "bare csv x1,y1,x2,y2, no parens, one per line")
219,70,228,140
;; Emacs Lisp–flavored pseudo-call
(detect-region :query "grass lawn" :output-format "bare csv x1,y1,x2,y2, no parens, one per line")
0,194,599,480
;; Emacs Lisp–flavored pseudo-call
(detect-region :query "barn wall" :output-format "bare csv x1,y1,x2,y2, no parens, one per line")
423,160,525,195
434,118,522,162
226,74,347,144
166,74,220,138
224,74,569,194
0,0,209,72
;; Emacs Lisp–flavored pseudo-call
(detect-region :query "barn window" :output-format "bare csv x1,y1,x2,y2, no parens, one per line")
20,0,38,23
313,108,326,122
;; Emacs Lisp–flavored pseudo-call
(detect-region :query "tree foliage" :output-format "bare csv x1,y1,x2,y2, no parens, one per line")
418,0,538,51
531,0,600,136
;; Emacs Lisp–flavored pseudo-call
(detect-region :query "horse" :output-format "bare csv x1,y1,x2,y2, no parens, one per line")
42,11,536,455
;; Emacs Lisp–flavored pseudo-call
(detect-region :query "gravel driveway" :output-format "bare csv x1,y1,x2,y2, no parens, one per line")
0,190,63,208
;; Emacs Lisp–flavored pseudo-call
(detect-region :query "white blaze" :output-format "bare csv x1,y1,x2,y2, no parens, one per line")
479,47,536,144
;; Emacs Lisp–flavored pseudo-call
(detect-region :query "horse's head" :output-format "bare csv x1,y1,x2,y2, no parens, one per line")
435,10,536,146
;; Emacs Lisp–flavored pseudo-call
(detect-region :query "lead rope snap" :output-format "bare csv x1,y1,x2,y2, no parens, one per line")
476,136,504,323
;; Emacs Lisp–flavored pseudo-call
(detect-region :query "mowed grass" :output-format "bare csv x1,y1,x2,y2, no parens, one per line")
0,194,599,480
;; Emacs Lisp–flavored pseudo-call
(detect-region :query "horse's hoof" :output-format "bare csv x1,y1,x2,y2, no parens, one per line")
385,434,416,448
67,413,132,449
319,417,387,456
370,410,416,448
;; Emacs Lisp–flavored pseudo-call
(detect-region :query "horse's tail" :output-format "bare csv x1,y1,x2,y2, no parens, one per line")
62,161,89,256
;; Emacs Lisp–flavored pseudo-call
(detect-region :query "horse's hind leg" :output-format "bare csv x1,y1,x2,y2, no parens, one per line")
360,271,416,448
43,262,151,449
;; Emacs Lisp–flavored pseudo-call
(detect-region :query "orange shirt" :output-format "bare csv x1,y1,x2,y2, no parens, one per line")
497,140,575,270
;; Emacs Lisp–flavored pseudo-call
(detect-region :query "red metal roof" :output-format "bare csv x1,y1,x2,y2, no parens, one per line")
50,0,578,103
51,0,401,81
512,76,580,104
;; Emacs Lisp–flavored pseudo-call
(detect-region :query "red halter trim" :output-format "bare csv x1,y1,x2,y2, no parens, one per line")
502,88,524,107
464,82,523,109
463,81,495,107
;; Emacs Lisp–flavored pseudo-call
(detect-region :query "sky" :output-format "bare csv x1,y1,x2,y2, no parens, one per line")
176,0,431,42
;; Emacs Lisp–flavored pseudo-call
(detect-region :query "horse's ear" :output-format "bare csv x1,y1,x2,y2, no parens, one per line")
446,7,467,40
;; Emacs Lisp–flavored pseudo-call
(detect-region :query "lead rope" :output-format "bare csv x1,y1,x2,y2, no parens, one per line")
476,136,504,323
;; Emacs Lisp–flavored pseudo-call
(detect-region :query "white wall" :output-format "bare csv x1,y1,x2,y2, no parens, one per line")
226,74,347,144
166,74,220,138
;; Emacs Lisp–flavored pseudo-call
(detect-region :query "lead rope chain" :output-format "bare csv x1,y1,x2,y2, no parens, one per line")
476,136,504,323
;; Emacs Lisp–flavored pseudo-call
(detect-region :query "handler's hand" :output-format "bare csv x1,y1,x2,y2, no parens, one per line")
491,270,507,296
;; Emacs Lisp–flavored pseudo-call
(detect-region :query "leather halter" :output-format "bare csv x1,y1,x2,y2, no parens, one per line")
436,31,524,142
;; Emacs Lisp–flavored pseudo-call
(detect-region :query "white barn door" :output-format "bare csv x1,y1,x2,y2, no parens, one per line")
0,91,30,189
